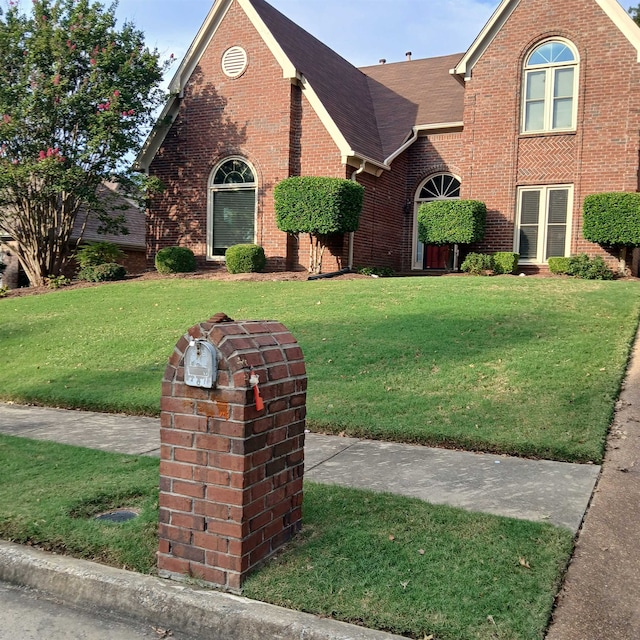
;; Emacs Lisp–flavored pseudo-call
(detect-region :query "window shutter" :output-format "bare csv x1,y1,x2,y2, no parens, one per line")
519,191,540,259
546,189,569,258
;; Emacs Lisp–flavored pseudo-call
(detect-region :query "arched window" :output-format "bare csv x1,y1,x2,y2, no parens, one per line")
522,40,578,133
413,173,461,270
207,158,256,259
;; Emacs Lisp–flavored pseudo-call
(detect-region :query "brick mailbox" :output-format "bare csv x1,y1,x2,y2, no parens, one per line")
158,313,306,592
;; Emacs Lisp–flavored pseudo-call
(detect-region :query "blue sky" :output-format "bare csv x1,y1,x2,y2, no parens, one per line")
114,0,500,71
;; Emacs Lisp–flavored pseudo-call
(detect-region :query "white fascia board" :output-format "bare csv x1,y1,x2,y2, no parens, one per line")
384,122,464,166
134,98,180,172
168,0,233,96
595,0,640,62
296,74,354,161
451,0,518,80
135,0,234,171
238,0,297,79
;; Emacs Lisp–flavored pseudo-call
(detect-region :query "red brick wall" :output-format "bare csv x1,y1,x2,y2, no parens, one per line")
461,0,640,265
148,2,307,271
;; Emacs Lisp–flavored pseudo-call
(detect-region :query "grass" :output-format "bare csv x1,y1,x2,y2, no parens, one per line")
0,434,574,640
1,276,639,462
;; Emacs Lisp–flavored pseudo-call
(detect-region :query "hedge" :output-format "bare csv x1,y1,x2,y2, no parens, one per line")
417,199,486,245
274,176,364,235
155,247,196,274
583,192,640,247
225,244,266,274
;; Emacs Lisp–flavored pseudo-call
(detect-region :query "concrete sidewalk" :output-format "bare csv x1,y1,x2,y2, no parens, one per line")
0,402,598,532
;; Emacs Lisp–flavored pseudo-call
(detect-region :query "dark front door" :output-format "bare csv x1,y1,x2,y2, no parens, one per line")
424,245,451,269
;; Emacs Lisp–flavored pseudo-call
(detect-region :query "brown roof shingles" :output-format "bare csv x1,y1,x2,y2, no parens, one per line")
249,0,464,166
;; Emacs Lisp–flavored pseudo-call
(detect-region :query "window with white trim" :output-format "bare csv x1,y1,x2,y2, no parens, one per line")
207,158,256,259
522,40,578,133
515,185,573,263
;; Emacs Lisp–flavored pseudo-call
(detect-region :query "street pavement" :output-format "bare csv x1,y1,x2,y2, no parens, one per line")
0,582,196,640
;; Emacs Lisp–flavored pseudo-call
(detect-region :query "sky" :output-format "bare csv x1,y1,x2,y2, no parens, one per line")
113,0,500,74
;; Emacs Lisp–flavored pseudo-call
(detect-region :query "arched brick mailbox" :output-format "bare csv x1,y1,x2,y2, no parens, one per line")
158,313,306,592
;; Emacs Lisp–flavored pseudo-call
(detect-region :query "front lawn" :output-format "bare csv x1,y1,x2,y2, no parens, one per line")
0,434,574,640
0,276,638,461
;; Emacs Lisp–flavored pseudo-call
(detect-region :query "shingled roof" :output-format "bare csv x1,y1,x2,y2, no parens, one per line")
137,0,465,172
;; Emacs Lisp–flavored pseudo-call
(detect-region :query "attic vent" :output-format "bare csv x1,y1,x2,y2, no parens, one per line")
222,46,248,78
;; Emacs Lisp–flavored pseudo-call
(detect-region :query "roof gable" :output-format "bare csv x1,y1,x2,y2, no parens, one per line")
453,0,640,80
137,0,465,173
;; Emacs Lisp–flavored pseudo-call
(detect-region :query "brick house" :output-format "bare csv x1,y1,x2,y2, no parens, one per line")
137,0,640,275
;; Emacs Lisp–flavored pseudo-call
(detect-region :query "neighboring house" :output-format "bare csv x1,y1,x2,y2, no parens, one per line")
0,182,146,288
137,0,640,275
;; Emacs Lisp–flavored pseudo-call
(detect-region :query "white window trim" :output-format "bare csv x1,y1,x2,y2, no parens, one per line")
412,173,461,271
521,39,579,134
206,157,257,261
514,184,574,264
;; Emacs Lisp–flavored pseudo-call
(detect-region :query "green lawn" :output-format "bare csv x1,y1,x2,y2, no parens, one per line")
0,434,574,640
1,275,639,462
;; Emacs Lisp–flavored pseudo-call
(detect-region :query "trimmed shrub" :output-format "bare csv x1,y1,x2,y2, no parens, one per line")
357,266,395,277
75,241,124,268
274,176,363,235
155,247,196,274
548,257,572,275
567,254,614,280
583,192,640,247
77,262,127,282
417,200,487,245
492,252,519,275
225,244,267,274
460,252,493,275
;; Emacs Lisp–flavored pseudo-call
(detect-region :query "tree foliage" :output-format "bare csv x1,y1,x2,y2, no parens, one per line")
274,176,363,274
0,0,168,285
630,4,640,27
417,200,486,246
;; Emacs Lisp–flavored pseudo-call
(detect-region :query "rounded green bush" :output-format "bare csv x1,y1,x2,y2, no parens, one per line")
77,263,127,282
225,244,267,274
155,247,196,274
76,241,124,268
548,257,572,275
460,252,493,275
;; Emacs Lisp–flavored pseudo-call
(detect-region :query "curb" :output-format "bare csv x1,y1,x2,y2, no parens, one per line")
0,541,404,640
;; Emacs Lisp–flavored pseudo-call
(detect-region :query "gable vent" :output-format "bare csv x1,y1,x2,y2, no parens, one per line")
222,46,248,78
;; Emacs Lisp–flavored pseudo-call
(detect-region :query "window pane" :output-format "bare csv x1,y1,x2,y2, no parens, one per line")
213,190,255,255
519,227,538,259
525,102,544,131
546,226,566,258
552,98,573,129
520,191,540,225
554,68,574,97
526,71,546,99
528,42,575,66
548,189,568,223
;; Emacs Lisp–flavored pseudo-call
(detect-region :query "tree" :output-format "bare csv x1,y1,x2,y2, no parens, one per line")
417,199,486,270
582,192,640,274
630,4,640,26
274,176,363,274
0,0,168,286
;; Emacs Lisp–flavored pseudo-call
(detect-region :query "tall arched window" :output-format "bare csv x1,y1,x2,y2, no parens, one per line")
522,40,578,133
413,173,461,270
207,158,256,259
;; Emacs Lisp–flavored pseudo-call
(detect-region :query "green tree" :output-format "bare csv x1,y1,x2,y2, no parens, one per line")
274,176,363,274
630,4,640,26
0,0,167,286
